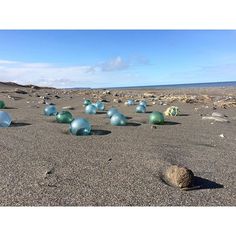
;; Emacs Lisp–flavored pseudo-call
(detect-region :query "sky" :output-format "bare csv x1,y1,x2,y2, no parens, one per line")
0,30,236,88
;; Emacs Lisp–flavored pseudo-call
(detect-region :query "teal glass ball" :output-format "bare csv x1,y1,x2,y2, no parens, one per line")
0,100,6,109
107,108,119,118
83,99,92,106
95,101,105,111
139,100,147,107
136,105,146,113
44,105,57,116
127,99,135,106
56,111,73,123
69,117,91,135
85,104,97,114
110,113,127,126
0,111,12,127
149,111,164,125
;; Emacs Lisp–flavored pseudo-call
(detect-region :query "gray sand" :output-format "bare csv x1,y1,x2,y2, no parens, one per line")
0,84,235,206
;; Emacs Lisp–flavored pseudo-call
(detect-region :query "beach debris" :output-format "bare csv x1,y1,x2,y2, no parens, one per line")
164,106,180,116
149,111,165,125
107,108,119,118
55,95,60,99
0,100,5,109
0,111,12,127
110,113,127,126
56,111,74,123
202,116,229,123
69,117,91,135
14,88,28,94
212,112,226,118
136,104,146,113
143,92,156,98
163,165,194,188
113,98,122,103
102,90,111,95
219,134,225,138
44,105,57,116
94,101,105,111
62,106,74,110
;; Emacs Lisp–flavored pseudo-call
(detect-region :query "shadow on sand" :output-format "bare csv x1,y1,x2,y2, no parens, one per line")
163,121,181,125
4,107,18,109
11,122,32,127
126,122,142,126
193,176,224,190
91,129,111,135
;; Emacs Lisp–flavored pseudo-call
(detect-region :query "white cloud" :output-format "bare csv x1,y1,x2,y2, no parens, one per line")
100,56,130,71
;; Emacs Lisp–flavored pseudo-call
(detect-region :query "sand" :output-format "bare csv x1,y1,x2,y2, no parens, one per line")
0,83,235,206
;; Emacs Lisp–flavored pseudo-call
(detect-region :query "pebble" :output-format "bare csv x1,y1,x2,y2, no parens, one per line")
219,134,225,138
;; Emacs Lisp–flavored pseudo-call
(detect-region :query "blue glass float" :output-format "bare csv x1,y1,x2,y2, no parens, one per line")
69,117,91,136
136,104,146,113
0,111,12,127
0,100,5,109
107,108,119,118
83,99,92,106
127,99,135,106
44,105,57,116
85,104,97,114
94,101,105,111
139,100,147,107
110,113,127,126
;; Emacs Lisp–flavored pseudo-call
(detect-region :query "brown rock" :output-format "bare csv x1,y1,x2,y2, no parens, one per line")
165,165,194,188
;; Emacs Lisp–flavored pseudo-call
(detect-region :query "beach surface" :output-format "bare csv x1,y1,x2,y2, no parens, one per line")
0,82,235,206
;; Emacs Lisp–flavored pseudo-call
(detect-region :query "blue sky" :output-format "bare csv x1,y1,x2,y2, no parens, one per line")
0,30,236,88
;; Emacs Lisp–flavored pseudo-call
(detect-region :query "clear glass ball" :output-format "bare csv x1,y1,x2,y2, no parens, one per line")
110,113,127,126
69,117,91,135
136,104,146,113
0,111,12,127
95,101,105,111
0,100,6,109
127,99,135,106
139,100,147,107
83,99,92,106
107,108,119,118
85,104,97,114
44,105,57,116
56,111,74,123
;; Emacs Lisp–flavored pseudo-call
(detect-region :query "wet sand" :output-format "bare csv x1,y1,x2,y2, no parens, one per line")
0,83,235,206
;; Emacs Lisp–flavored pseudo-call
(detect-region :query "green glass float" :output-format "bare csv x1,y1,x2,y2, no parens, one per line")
83,99,92,106
56,111,74,123
149,111,165,125
164,106,180,116
0,100,5,109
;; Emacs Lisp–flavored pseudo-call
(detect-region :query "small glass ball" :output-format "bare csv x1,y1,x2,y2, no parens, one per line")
69,117,91,136
0,100,6,109
110,113,127,126
149,111,164,125
164,106,180,116
94,101,105,111
136,104,146,113
107,108,119,118
44,105,57,116
0,111,12,127
127,99,135,106
56,111,74,123
83,99,92,106
85,104,97,114
139,100,147,107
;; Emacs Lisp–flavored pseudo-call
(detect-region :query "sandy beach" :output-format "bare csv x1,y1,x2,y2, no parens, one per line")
0,82,235,206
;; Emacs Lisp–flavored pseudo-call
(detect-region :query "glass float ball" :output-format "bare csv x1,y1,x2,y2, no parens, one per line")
0,100,6,109
136,104,146,113
107,108,119,118
149,111,165,125
69,117,91,136
44,105,57,116
139,100,147,107
95,101,105,111
85,104,97,114
56,111,73,123
83,99,92,106
0,111,12,127
127,99,135,106
110,113,127,126
164,106,180,116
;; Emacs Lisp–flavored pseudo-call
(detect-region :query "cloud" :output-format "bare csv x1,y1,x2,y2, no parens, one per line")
99,56,130,72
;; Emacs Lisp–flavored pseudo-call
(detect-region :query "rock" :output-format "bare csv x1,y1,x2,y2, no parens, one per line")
212,112,225,118
55,95,60,99
202,116,229,122
219,134,225,138
143,92,156,98
38,99,46,104
151,125,157,129
14,88,28,94
102,90,111,95
164,165,194,188
113,98,122,103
